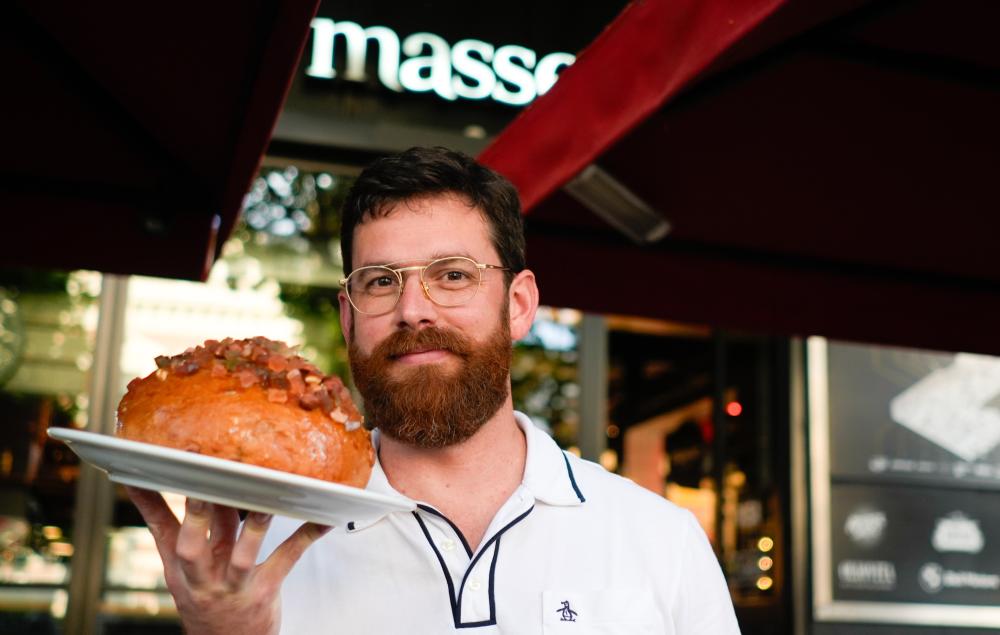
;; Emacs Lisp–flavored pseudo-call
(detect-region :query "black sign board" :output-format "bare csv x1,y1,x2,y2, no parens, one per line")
810,338,1000,627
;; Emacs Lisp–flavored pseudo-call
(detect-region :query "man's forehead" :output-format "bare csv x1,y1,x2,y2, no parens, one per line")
365,192,482,222
353,194,496,266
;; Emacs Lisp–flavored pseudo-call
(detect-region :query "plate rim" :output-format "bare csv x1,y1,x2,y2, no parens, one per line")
48,426,414,512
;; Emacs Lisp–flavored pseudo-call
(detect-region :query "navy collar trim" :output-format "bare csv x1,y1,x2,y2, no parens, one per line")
417,503,474,558
414,505,535,628
515,412,587,506
561,451,586,503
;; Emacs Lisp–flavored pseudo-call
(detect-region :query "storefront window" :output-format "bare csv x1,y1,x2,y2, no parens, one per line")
716,337,787,618
608,325,790,630
0,268,101,634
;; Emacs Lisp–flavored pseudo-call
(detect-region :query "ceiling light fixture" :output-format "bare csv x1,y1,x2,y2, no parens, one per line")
564,164,670,244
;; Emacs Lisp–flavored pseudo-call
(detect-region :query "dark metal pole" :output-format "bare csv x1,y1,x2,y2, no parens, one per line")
712,329,727,554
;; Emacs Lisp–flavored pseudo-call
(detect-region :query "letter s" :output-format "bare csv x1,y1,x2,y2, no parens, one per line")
452,40,496,100
492,45,536,106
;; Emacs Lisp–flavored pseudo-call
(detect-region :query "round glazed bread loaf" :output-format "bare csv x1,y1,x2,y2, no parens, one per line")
116,337,374,487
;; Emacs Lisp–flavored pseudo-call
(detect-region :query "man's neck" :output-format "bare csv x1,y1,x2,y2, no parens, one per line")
378,400,527,550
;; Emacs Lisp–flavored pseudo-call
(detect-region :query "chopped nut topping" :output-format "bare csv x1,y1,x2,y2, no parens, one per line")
147,336,358,424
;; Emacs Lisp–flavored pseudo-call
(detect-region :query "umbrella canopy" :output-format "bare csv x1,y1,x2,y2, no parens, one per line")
480,0,1000,354
2,0,319,280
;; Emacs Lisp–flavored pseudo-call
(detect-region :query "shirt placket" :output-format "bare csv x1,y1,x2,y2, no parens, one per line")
457,542,495,624
415,510,482,622
415,488,537,627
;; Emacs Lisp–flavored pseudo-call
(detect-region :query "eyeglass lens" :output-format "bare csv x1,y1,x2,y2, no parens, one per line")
348,257,482,313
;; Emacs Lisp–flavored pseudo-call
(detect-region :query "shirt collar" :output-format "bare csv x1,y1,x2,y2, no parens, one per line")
348,411,585,532
515,411,587,507
347,441,405,532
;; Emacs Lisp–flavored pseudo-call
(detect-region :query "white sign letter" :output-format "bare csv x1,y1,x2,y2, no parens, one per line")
452,39,496,100
400,33,456,101
492,45,537,106
305,19,402,91
306,18,337,79
535,52,575,95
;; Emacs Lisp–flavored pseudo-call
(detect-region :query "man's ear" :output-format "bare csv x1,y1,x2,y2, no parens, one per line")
338,290,354,345
508,269,539,342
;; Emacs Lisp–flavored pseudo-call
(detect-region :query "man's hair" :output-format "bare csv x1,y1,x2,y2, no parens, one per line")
340,147,525,281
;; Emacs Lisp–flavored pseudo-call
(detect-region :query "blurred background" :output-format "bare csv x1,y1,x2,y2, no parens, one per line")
2,0,999,633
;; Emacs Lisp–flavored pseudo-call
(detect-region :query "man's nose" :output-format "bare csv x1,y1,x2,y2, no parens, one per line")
394,272,436,327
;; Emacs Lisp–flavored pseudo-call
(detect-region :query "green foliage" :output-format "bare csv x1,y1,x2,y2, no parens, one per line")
236,166,352,254
511,345,580,449
278,283,351,379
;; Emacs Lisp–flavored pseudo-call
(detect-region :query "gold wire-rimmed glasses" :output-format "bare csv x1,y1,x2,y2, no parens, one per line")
340,256,509,315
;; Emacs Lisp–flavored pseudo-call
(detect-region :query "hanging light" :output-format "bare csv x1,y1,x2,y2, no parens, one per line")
564,164,670,244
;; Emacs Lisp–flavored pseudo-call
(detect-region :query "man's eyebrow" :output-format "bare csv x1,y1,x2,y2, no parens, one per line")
429,251,476,261
358,252,478,268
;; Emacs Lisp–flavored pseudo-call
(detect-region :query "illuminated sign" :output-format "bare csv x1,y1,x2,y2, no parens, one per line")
305,18,575,106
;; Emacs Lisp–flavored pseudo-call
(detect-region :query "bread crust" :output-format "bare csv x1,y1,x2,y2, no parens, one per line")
116,338,373,487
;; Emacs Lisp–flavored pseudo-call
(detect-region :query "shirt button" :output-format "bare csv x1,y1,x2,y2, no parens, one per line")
441,539,456,552
469,580,482,591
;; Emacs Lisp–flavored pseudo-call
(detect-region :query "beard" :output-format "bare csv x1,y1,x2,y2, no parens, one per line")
349,316,512,449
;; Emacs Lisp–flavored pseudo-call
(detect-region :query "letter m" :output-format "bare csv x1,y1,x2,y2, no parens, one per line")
305,18,402,91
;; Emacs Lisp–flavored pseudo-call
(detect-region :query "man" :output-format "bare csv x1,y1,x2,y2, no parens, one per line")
129,147,741,634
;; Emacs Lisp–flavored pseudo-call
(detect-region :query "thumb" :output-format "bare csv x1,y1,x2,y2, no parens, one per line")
258,522,332,584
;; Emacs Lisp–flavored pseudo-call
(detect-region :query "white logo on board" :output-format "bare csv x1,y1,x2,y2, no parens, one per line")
837,560,896,590
919,562,944,593
932,512,984,554
844,508,887,548
919,562,1000,594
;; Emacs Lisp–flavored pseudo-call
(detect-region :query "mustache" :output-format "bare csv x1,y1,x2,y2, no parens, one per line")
374,327,473,360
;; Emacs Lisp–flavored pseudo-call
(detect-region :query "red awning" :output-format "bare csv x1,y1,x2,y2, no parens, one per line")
480,0,1000,355
2,0,319,280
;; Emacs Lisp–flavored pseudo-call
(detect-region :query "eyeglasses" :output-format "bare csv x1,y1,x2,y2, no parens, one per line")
340,256,509,315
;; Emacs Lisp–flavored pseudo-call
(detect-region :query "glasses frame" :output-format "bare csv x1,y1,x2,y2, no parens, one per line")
340,256,509,315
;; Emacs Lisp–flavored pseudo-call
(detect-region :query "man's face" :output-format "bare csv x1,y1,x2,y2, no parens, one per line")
339,194,535,448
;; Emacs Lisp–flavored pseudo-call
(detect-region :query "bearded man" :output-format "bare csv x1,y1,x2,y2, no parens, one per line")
128,147,741,634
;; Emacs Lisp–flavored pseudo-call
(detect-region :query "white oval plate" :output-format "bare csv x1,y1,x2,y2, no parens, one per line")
49,427,414,526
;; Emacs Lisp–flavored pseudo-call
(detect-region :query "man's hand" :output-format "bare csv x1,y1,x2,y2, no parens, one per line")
126,486,330,635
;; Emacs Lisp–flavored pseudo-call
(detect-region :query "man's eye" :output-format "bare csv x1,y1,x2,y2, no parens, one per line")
444,270,469,281
362,275,396,292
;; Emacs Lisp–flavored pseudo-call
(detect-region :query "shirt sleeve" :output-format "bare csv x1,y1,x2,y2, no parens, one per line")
672,510,742,634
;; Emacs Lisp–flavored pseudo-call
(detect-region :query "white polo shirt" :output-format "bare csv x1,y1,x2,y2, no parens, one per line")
264,412,740,634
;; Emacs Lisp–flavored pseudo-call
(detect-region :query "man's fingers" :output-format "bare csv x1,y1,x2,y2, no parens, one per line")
208,505,240,566
225,512,274,589
175,499,214,585
128,489,318,597
258,522,332,584
124,487,180,553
